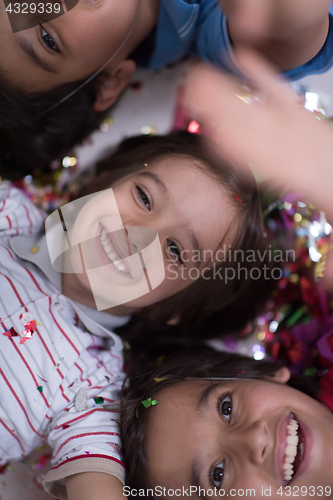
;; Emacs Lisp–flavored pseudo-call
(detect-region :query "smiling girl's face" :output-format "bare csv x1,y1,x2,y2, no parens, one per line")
145,376,333,499
63,156,237,313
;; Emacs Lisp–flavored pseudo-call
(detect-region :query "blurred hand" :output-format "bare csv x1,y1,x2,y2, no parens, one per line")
183,50,333,218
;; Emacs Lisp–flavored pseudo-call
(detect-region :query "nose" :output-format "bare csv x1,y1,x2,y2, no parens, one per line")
231,420,269,465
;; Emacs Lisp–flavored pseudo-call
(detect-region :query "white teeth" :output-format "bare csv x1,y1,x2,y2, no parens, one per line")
287,435,299,446
100,232,128,274
283,417,299,482
299,442,304,461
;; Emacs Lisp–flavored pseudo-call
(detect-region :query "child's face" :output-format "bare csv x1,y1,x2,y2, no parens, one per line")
67,156,237,311
220,0,331,44
0,0,139,92
146,377,333,499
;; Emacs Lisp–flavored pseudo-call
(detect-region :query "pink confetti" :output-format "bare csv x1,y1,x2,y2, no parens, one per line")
3,327,19,339
188,120,200,134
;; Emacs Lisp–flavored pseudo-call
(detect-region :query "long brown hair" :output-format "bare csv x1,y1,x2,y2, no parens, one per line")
82,131,272,345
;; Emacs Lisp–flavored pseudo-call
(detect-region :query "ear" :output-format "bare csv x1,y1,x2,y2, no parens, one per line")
93,59,136,112
267,367,291,384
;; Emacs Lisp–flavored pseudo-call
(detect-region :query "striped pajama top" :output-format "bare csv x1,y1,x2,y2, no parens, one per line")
0,182,129,499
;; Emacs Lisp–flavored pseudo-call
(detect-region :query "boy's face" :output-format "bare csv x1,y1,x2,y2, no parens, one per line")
0,0,139,92
220,0,331,44
146,377,333,499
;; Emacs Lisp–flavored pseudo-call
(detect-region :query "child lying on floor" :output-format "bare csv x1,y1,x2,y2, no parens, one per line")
1,0,333,171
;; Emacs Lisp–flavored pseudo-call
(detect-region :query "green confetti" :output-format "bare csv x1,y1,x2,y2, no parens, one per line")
141,398,158,408
37,386,43,393
93,397,104,404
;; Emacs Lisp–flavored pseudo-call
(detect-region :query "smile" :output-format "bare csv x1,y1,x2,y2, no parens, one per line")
282,414,304,483
99,228,130,275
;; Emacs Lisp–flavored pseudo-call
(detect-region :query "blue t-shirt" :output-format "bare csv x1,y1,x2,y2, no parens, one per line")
138,0,333,82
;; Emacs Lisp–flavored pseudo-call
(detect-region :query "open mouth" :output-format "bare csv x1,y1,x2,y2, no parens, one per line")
282,414,305,483
99,226,130,275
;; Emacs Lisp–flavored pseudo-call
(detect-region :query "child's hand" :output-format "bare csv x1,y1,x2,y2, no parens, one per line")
183,50,333,218
66,472,124,500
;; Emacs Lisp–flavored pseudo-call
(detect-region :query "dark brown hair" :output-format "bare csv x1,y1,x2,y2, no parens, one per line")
0,73,108,175
84,131,272,346
120,351,319,497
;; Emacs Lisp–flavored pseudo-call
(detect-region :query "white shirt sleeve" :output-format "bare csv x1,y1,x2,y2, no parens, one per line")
43,341,125,499
0,182,45,236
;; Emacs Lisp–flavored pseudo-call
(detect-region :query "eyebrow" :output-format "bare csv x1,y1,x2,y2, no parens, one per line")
197,383,221,413
190,384,222,498
192,456,207,500
181,220,202,256
18,37,58,73
137,171,168,196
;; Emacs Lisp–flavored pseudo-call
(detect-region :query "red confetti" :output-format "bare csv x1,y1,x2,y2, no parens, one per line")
130,81,142,93
33,476,43,490
24,320,37,332
62,424,70,430
235,194,242,203
237,370,245,376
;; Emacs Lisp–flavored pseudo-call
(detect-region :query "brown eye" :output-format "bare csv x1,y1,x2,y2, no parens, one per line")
136,185,150,210
218,394,232,422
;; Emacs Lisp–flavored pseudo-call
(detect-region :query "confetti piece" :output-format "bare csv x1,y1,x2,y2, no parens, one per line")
75,388,89,411
37,386,43,393
188,120,200,134
130,81,142,93
2,327,19,339
154,377,167,382
24,320,37,332
33,477,42,490
62,424,70,430
37,375,49,383
93,397,104,404
84,451,90,455
237,370,245,376
105,376,110,383
106,442,122,455
31,246,38,254
141,398,158,408
68,382,74,388
235,194,242,203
